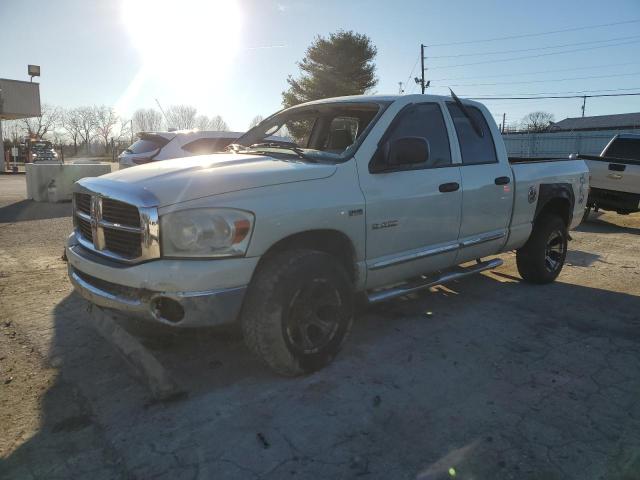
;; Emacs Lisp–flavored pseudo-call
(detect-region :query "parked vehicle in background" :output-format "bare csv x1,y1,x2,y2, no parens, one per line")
118,130,244,168
577,133,640,219
67,94,589,376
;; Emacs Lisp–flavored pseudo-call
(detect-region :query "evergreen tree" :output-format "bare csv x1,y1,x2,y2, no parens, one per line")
282,30,378,109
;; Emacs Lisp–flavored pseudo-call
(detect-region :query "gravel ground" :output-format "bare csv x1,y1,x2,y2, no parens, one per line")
1,174,639,480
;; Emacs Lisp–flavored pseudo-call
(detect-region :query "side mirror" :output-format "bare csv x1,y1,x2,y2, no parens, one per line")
387,137,429,167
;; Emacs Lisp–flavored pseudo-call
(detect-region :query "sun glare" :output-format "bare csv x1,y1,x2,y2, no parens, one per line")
121,0,242,106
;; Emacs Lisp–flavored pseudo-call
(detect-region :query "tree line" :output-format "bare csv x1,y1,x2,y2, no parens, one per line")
2,104,233,156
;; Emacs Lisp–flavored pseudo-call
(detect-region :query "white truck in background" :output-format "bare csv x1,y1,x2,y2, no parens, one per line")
577,133,640,219
66,94,589,376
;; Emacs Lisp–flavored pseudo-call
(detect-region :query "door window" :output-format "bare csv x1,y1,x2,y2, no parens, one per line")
446,103,498,165
380,103,452,169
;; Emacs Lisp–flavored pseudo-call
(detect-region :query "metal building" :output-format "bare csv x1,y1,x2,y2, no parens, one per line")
503,112,640,158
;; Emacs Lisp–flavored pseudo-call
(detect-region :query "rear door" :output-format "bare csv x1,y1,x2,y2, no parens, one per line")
358,102,463,289
446,103,513,262
593,137,640,194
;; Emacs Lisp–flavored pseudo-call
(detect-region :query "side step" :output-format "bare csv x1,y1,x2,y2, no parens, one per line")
366,258,503,304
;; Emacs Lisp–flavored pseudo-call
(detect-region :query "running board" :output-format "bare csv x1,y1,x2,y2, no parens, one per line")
366,258,503,304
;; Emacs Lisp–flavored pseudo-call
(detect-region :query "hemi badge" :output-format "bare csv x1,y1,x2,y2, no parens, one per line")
348,209,364,217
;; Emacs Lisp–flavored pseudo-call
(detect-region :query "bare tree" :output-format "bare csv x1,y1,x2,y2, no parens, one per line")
521,111,555,132
210,115,229,131
195,115,213,130
248,115,264,129
60,108,83,155
2,119,25,144
166,105,197,130
94,106,119,153
75,106,97,151
21,103,60,138
132,108,163,133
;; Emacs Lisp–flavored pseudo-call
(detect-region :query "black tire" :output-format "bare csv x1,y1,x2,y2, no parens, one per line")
516,214,568,284
241,249,354,376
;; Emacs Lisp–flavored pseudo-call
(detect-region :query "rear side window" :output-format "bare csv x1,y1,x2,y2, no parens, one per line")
385,103,452,168
126,137,168,154
605,138,640,161
182,138,235,154
447,103,497,165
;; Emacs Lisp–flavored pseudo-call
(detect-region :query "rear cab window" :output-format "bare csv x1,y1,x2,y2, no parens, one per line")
604,137,640,161
125,135,170,154
182,138,236,155
446,103,497,165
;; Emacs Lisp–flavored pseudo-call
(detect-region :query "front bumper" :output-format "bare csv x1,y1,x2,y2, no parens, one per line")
69,265,246,327
66,242,256,327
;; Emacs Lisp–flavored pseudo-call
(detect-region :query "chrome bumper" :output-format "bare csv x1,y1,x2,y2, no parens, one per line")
68,265,247,328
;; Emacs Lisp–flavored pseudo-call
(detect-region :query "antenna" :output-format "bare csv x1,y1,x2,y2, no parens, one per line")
155,98,169,126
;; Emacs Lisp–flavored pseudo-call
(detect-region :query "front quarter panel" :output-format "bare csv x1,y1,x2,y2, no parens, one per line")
158,161,368,288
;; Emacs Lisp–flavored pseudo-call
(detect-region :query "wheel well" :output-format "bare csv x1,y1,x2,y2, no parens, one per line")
536,197,571,226
258,230,358,282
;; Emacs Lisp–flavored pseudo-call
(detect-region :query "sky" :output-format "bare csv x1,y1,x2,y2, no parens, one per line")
1,0,639,131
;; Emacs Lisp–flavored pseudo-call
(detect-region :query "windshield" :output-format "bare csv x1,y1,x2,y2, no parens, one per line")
234,101,389,162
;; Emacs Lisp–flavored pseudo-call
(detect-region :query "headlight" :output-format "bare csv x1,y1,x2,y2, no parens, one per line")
161,208,254,258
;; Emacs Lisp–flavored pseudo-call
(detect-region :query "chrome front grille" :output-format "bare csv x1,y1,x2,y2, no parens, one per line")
73,191,159,264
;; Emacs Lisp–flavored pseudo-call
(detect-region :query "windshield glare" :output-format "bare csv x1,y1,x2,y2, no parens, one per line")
237,102,385,161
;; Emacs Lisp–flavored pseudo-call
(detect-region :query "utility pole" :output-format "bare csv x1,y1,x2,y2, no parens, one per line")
414,44,430,94
398,82,404,94
420,44,425,94
502,113,506,134
581,96,587,117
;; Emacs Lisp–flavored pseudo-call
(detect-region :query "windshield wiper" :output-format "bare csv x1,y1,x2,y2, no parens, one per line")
450,88,484,138
243,143,318,162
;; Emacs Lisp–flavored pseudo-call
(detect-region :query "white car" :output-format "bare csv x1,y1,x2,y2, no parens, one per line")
68,94,588,376
118,130,243,169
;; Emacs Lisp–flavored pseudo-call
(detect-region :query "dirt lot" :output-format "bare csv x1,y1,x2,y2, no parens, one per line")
1,174,639,480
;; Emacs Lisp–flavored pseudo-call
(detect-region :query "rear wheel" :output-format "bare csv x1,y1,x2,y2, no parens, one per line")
516,214,568,284
241,249,354,376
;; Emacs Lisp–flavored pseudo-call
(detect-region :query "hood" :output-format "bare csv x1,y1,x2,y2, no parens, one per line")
102,153,337,206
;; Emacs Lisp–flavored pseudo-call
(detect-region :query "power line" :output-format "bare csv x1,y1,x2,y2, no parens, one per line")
433,71,640,88
426,34,640,59
430,62,638,82
431,39,640,69
426,18,640,47
464,91,640,100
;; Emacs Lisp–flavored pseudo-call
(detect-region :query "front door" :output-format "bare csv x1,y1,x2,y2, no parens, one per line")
357,102,463,289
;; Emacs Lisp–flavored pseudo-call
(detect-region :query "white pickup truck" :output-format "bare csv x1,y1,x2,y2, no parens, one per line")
578,133,640,219
66,94,588,375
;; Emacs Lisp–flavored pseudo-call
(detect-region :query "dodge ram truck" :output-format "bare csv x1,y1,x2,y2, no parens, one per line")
576,133,640,219
66,94,589,375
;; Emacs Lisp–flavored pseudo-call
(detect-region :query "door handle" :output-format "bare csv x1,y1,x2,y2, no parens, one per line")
494,176,511,185
439,182,460,193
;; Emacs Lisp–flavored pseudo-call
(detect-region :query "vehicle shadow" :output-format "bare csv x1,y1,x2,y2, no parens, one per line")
577,214,640,235
2,273,640,478
0,199,72,223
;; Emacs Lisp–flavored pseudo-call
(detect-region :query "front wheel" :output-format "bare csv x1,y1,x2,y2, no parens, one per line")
241,249,354,376
516,214,568,284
